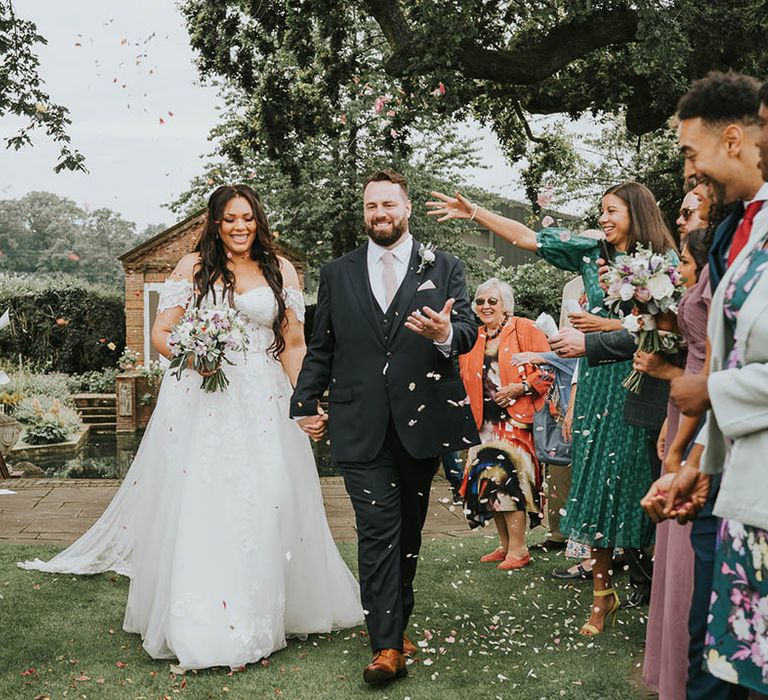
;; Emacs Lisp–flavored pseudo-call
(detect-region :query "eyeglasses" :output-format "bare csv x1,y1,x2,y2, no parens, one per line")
474,297,499,307
679,207,697,221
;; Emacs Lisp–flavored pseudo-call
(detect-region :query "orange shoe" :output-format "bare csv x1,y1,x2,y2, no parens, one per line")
402,634,418,657
497,553,531,570
479,547,506,563
363,649,407,684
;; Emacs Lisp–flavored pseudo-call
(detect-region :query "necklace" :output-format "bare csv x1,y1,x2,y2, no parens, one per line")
484,313,509,340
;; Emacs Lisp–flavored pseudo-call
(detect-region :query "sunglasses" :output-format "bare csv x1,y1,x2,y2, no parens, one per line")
474,297,499,307
679,207,697,221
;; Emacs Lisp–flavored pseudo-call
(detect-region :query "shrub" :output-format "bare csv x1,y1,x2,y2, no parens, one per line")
17,395,81,445
67,368,119,394
0,273,124,373
24,417,73,445
4,369,71,402
483,257,577,321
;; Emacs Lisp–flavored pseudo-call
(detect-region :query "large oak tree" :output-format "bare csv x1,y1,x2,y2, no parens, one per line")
181,0,768,166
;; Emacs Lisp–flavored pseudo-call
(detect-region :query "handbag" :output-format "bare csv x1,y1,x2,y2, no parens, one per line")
532,377,572,466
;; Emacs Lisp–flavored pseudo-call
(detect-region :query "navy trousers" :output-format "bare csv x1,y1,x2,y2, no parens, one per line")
686,474,747,700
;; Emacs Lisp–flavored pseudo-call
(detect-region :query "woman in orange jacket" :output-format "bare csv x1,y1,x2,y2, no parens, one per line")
459,278,553,570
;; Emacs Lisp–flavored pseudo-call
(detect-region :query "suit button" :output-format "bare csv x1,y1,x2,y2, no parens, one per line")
384,335,389,341
386,351,392,357
382,318,389,324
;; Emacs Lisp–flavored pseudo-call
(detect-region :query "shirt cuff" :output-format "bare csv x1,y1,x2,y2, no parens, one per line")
433,325,454,357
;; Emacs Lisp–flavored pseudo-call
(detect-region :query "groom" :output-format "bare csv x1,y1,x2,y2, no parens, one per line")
291,168,479,683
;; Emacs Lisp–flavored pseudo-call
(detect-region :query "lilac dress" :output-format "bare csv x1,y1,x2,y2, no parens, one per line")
643,265,711,699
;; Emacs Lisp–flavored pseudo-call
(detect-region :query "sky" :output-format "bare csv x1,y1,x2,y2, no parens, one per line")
1,1,525,231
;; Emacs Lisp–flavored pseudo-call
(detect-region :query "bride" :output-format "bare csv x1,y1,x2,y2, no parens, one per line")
20,184,364,670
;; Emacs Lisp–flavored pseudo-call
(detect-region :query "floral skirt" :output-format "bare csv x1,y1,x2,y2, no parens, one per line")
705,518,768,694
461,420,542,530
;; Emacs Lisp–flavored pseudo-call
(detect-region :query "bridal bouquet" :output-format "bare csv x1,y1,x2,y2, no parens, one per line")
602,244,685,393
168,305,250,393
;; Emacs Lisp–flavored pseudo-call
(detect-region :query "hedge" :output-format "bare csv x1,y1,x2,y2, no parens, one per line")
0,274,124,373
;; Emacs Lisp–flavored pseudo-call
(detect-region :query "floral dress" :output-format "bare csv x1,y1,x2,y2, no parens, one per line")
462,346,544,529
705,242,768,694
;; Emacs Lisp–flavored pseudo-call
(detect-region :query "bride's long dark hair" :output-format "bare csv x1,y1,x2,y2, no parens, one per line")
193,184,287,358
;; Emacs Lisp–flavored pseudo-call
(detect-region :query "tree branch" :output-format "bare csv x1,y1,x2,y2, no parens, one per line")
367,4,639,86
458,9,639,83
513,102,548,144
361,0,414,48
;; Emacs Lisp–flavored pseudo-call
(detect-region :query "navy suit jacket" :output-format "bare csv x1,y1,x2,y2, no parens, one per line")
708,205,742,292
290,239,480,463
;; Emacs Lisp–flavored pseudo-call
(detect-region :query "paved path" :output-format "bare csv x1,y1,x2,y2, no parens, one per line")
0,476,472,546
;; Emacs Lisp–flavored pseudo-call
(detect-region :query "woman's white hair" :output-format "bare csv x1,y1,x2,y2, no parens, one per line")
473,277,515,314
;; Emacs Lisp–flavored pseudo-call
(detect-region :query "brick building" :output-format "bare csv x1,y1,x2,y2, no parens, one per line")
118,210,306,365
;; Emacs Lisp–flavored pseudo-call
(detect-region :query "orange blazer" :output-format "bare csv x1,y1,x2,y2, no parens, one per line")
459,317,553,429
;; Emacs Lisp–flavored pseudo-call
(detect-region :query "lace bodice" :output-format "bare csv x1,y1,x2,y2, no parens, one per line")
157,279,305,354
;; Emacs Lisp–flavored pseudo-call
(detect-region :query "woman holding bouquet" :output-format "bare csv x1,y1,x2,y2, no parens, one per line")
20,185,364,669
428,182,677,635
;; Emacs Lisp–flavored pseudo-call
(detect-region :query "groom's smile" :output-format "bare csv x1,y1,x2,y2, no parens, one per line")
363,179,412,247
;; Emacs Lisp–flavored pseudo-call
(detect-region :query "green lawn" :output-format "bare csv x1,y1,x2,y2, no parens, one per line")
1,537,652,699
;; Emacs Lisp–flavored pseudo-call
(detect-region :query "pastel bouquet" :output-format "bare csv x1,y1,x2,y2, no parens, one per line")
602,244,685,393
168,305,250,393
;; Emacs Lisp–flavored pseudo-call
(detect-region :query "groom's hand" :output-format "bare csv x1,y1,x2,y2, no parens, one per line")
405,298,454,343
297,407,328,442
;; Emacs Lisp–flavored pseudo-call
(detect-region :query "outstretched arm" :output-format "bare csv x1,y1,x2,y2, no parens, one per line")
427,190,538,252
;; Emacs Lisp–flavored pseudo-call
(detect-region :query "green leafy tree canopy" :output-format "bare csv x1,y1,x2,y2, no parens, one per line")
1,0,85,171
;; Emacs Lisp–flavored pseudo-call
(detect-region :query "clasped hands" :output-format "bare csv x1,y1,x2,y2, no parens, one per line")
493,383,525,407
640,462,711,524
297,405,328,442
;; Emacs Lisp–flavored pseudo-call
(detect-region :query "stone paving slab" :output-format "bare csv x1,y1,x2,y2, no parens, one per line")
0,476,473,546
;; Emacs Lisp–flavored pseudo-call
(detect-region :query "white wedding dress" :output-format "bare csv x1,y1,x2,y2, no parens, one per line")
20,279,363,669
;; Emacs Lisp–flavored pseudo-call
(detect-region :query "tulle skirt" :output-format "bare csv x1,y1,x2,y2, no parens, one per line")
20,352,363,669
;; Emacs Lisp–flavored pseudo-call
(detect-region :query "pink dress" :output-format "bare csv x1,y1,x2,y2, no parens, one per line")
643,266,711,699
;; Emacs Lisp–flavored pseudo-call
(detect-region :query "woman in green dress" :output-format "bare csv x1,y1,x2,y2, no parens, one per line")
428,182,677,635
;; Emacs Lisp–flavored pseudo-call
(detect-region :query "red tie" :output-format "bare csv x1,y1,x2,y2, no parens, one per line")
727,200,763,267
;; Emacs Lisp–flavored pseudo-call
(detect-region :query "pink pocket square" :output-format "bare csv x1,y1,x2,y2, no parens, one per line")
417,279,436,291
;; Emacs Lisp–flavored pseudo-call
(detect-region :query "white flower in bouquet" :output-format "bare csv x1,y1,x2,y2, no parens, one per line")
647,272,675,302
601,243,685,393
168,305,250,393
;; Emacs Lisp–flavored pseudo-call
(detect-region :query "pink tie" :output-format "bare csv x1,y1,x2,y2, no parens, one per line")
381,251,397,308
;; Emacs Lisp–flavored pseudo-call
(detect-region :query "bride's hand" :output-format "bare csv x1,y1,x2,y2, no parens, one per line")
426,191,475,222
187,356,220,377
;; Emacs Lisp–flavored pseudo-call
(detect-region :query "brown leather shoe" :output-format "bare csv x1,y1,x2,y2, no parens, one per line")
402,634,418,657
363,649,407,684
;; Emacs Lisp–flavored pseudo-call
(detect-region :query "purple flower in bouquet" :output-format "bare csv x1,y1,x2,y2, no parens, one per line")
601,244,685,393
168,304,250,393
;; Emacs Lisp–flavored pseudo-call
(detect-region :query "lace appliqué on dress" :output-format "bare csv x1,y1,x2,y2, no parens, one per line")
158,278,194,313
283,287,305,323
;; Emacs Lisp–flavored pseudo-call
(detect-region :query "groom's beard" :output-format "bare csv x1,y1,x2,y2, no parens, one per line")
365,216,408,247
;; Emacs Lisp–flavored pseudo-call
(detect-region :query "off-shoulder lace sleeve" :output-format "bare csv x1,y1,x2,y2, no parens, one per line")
157,278,194,313
283,287,305,323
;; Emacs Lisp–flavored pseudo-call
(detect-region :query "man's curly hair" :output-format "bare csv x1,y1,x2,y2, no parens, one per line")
677,71,761,126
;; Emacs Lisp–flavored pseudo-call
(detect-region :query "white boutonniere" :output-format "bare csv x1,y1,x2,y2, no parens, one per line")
417,242,437,273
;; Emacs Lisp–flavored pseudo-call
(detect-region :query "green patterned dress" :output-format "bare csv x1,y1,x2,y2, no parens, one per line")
536,228,655,549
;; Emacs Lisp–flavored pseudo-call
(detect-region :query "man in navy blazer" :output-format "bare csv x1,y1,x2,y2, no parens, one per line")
291,169,479,683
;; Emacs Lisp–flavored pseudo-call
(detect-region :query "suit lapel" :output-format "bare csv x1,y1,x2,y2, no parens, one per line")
388,237,424,344
709,205,742,287
345,245,386,346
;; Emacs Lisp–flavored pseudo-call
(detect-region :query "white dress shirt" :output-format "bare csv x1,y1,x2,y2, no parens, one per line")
367,234,413,312
366,233,453,352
